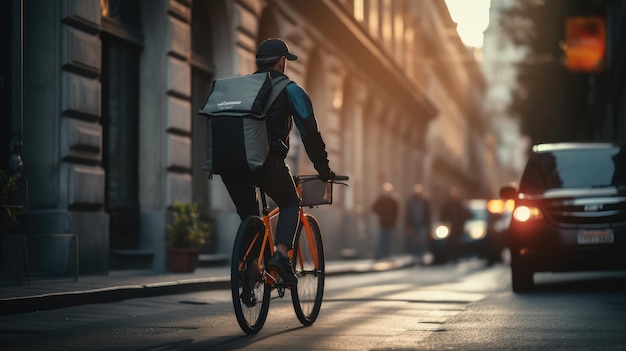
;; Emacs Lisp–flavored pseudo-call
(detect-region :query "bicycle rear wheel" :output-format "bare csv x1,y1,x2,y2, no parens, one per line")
291,213,325,326
231,216,271,334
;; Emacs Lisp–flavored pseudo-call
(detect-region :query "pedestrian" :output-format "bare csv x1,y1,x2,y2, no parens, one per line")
405,184,432,264
440,186,471,262
372,182,399,260
218,38,336,284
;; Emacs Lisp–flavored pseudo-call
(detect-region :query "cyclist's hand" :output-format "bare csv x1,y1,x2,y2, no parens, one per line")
319,170,336,182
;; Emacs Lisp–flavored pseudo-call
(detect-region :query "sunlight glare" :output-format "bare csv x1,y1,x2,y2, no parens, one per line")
445,0,491,48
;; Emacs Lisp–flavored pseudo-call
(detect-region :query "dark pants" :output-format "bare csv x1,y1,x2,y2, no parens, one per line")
221,155,301,249
374,228,392,259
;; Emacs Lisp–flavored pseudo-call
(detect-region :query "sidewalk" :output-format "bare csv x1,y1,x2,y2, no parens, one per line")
0,255,415,316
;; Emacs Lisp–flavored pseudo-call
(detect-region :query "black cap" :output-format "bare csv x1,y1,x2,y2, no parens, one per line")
256,38,299,61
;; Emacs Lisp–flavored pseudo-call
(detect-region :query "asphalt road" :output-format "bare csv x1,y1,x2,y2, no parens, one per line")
2,259,626,351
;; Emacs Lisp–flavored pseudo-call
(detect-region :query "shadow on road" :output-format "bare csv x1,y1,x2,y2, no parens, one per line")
526,271,626,293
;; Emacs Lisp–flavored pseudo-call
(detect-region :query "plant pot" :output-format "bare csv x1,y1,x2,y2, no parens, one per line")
167,247,200,273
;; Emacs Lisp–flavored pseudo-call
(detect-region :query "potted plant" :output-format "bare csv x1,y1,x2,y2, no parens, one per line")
165,201,212,272
1,170,23,231
1,170,27,284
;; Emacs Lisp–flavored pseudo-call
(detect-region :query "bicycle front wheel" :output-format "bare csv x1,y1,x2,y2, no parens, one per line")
291,213,325,326
231,216,271,335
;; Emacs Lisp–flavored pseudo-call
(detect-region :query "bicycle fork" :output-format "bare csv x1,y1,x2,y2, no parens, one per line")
296,210,321,276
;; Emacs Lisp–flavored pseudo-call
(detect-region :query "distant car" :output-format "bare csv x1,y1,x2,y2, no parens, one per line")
430,198,512,265
500,142,626,292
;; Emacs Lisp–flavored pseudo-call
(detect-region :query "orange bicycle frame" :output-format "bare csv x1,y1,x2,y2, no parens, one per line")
247,182,320,285
258,207,278,284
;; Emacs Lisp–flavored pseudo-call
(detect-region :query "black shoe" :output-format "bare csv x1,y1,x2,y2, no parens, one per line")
268,251,297,284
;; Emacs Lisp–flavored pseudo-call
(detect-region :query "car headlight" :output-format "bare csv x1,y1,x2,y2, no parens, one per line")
512,205,543,222
465,220,487,240
487,199,504,214
432,224,450,240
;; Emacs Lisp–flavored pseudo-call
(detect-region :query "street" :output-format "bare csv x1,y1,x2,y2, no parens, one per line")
2,2,626,351
2,259,626,351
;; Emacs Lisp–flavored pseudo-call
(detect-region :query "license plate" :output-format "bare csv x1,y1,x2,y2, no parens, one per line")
577,229,614,245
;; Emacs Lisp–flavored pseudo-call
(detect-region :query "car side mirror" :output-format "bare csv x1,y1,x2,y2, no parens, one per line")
499,185,518,200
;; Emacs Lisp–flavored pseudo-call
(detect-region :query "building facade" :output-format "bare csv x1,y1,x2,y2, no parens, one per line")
2,0,491,275
482,0,530,188
419,0,492,215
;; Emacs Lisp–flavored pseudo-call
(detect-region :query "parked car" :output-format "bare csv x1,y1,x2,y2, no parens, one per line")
430,198,512,265
500,142,626,292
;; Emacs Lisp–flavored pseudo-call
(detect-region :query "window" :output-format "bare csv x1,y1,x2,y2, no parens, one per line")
520,146,626,194
100,0,142,249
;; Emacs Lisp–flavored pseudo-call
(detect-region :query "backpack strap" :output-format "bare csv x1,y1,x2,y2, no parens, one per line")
263,76,291,114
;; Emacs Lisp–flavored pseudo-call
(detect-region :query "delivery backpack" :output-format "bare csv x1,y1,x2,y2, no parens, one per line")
198,72,291,175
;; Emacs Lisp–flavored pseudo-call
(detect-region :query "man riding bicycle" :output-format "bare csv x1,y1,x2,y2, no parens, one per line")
220,38,336,284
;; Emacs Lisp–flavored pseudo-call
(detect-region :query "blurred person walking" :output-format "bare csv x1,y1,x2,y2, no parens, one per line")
405,184,432,264
440,186,471,262
372,182,399,260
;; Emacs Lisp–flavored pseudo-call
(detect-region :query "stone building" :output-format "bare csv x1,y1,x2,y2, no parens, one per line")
1,0,490,275
419,0,491,215
481,0,529,189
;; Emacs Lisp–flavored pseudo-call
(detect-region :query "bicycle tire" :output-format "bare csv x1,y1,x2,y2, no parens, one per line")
291,213,325,326
231,216,271,334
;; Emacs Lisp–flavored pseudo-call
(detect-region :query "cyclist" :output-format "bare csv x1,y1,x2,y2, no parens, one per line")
220,38,336,284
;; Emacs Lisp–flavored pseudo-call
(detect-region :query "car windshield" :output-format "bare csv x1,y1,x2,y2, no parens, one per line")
519,146,626,194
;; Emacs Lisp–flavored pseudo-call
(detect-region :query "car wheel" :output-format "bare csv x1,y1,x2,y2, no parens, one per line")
511,262,533,292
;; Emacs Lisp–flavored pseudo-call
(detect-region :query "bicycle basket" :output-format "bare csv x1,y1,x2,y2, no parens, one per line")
299,178,333,206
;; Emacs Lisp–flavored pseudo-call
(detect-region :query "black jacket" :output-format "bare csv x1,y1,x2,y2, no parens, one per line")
258,69,330,174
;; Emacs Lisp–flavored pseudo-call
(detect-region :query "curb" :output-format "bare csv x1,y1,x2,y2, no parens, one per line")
0,258,415,316
0,277,230,316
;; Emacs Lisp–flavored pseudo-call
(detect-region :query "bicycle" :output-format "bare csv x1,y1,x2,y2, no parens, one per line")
230,174,349,334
